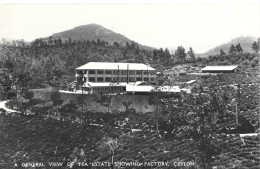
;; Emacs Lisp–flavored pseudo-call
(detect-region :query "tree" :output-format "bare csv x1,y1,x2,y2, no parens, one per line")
252,41,259,53
164,48,171,65
3,60,14,72
148,87,164,135
235,43,243,52
50,90,63,110
229,44,236,54
177,91,224,169
122,101,132,112
113,41,120,48
135,53,147,63
48,36,54,46
220,49,226,56
23,91,34,100
77,94,85,112
187,47,196,62
97,38,101,46
98,136,120,169
101,94,112,113
175,46,187,61
93,92,112,113
14,72,33,93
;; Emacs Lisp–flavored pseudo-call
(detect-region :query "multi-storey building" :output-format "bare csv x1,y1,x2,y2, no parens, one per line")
75,62,156,94
76,62,156,83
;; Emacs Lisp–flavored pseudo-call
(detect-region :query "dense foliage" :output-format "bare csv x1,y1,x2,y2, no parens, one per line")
1,38,259,91
1,82,259,169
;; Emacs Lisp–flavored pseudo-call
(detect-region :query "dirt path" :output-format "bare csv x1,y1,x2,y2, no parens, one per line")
0,100,17,113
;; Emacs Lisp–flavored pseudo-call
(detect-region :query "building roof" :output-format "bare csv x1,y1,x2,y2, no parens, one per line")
201,65,238,71
126,85,181,93
76,62,155,70
82,82,140,87
186,80,197,84
126,85,154,92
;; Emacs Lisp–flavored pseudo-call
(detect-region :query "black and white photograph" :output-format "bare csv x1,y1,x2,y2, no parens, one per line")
0,0,260,168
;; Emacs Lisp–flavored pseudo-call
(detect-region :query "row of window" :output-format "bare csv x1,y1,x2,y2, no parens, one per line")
83,87,125,92
80,77,154,82
77,70,155,75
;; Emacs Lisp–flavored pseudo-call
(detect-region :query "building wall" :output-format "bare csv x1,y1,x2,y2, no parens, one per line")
76,69,156,83
81,86,126,94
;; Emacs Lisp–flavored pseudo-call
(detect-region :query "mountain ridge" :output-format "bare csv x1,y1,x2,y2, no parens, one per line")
198,36,259,57
45,23,154,51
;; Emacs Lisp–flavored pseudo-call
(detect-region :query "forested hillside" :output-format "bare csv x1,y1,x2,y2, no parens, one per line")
44,24,155,51
198,36,258,57
0,39,155,88
0,36,259,91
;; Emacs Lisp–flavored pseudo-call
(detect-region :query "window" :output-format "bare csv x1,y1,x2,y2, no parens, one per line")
105,77,112,82
97,70,104,74
89,70,96,74
150,78,154,81
144,77,149,81
129,77,135,82
89,77,95,82
97,77,104,82
136,77,142,81
105,70,112,74
114,70,120,75
143,71,149,75
136,70,142,75
121,77,127,82
121,70,127,75
113,77,119,82
129,71,135,75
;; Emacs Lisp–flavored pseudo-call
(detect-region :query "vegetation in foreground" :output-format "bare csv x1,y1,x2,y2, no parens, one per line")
1,82,259,169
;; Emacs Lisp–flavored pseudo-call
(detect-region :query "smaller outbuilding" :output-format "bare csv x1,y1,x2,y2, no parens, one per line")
201,65,238,73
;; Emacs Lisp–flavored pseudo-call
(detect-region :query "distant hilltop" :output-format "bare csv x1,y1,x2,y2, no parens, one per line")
198,36,259,57
42,23,154,51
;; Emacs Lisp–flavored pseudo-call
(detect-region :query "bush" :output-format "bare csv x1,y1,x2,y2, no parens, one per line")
243,59,250,66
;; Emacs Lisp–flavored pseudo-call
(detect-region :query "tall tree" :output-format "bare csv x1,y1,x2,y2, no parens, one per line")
235,43,243,52
220,49,226,56
187,47,196,62
135,53,147,63
113,41,120,48
229,44,236,54
50,90,63,110
164,48,171,65
252,41,259,53
175,46,187,61
48,36,54,46
98,136,120,169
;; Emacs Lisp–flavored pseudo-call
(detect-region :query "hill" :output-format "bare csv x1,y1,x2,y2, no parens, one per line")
45,23,154,51
198,36,258,57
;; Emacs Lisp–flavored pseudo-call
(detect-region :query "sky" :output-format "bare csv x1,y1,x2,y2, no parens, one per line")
1,0,260,53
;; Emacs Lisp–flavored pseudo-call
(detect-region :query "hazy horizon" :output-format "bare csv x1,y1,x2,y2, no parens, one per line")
1,3,260,53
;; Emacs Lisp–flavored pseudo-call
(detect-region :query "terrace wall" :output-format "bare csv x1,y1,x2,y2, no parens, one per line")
32,89,155,113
